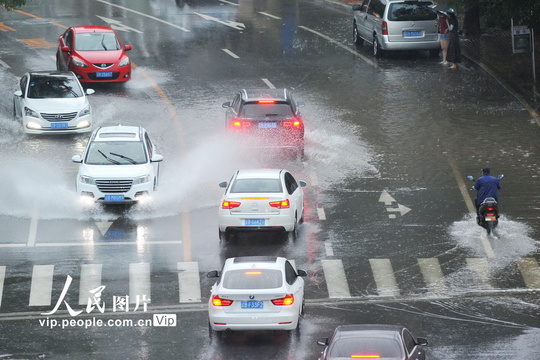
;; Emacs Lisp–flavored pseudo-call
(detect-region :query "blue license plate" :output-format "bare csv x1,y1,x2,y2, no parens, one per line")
96,72,113,78
241,301,263,309
51,122,68,129
259,122,277,129
245,219,265,226
105,194,125,202
404,31,423,37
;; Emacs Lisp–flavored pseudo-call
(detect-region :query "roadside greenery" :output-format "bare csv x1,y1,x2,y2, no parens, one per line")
0,0,27,10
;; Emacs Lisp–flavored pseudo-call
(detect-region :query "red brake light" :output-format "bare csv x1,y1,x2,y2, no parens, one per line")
269,199,290,209
212,295,233,307
486,207,495,211
271,294,294,306
232,120,251,128
245,271,261,275
258,100,275,104
382,21,388,35
283,119,303,128
351,355,380,359
222,200,241,209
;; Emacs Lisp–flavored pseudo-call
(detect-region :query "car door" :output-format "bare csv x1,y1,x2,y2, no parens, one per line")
354,0,371,40
225,93,241,126
284,171,302,221
144,132,159,186
14,74,28,118
366,0,385,41
284,260,304,305
403,329,425,360
57,28,73,71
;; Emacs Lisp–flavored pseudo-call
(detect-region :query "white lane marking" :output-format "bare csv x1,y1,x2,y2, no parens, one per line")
26,205,39,247
177,262,201,303
219,0,238,6
79,264,102,305
480,231,496,258
369,258,400,297
194,12,245,30
317,207,326,220
96,0,190,32
321,259,351,298
259,12,281,20
298,25,378,68
0,60,11,68
129,263,151,304
19,241,182,247
96,15,143,33
417,258,448,293
324,241,334,257
517,258,540,289
466,258,493,289
0,266,5,307
222,48,240,59
261,78,275,89
29,265,54,306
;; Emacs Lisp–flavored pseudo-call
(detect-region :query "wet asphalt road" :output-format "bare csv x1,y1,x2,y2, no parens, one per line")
0,0,539,359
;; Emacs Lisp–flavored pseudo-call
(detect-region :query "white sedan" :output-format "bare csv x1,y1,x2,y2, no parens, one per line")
13,71,94,134
218,169,306,241
207,256,307,337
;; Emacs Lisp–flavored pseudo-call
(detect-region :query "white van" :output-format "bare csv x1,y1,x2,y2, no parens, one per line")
352,0,439,57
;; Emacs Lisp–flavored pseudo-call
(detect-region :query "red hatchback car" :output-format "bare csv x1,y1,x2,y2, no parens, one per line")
56,26,132,83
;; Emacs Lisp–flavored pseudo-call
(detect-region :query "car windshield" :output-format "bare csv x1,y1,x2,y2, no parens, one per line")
240,102,294,118
75,32,120,51
27,76,83,99
230,179,282,193
85,141,147,165
222,269,283,289
328,337,404,358
388,3,437,21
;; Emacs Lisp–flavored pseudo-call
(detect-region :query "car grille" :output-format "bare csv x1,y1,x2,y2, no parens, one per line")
41,112,78,122
88,72,121,80
93,63,114,69
96,179,133,193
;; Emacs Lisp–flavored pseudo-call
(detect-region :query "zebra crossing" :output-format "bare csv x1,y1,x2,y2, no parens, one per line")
0,257,539,310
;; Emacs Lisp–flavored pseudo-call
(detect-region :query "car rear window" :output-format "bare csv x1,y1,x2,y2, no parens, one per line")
388,2,437,21
240,102,293,117
230,179,282,193
329,338,404,358
222,269,283,289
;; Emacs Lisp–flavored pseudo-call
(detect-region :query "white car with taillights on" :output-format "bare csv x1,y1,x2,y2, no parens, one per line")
218,169,306,241
207,256,307,338
71,125,163,204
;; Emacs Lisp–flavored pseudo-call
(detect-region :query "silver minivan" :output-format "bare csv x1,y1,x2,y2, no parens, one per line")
352,0,439,57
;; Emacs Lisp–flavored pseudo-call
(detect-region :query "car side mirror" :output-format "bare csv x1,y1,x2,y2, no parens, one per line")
124,44,132,51
299,180,307,187
61,46,70,52
417,338,428,346
14,90,23,97
222,102,231,108
86,88,95,95
71,155,83,163
151,154,164,163
207,270,220,278
317,338,329,346
219,181,228,188
352,4,363,11
297,269,307,277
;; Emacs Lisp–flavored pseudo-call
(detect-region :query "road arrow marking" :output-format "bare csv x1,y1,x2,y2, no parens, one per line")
378,190,395,206
386,203,412,217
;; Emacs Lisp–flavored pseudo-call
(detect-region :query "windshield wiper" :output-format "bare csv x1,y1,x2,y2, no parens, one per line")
110,152,137,164
98,150,121,165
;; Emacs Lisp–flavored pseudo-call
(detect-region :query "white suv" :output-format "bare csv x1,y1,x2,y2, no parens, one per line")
72,125,163,204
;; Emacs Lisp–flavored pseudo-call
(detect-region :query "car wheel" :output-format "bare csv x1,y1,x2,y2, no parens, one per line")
373,35,383,57
288,216,298,241
208,322,222,342
219,230,229,242
353,22,364,46
12,102,17,119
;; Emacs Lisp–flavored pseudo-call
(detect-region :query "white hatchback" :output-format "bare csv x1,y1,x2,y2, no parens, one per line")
71,125,163,204
207,256,307,336
13,71,94,134
218,169,306,240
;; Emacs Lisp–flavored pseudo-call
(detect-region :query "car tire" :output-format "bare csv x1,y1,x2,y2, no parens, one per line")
353,22,364,46
219,230,229,242
373,35,383,57
288,216,298,241
12,102,17,119
208,322,222,342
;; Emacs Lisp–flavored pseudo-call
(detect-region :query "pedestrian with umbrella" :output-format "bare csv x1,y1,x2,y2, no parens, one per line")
446,8,462,69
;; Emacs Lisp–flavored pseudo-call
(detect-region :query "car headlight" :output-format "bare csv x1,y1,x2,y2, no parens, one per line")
24,106,39,118
118,57,130,67
133,175,151,185
71,57,89,68
79,175,95,185
79,105,91,117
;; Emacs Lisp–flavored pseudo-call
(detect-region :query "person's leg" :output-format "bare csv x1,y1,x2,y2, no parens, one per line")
441,39,449,63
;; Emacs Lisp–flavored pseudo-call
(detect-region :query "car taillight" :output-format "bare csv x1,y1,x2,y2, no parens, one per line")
212,295,233,306
486,207,495,211
222,200,241,209
382,21,388,35
283,119,303,128
269,199,290,209
350,355,380,358
271,294,294,306
232,120,251,128
258,100,276,104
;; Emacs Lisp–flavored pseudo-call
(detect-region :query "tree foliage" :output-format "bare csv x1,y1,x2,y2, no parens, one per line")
449,0,538,30
0,0,28,10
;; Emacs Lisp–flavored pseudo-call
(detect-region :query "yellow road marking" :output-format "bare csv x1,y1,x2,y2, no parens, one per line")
0,22,16,31
19,38,56,48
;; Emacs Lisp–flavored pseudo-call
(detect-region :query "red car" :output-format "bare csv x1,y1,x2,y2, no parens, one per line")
56,26,132,83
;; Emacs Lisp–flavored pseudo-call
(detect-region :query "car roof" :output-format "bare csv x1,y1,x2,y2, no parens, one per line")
224,256,286,270
93,125,143,142
240,88,290,102
235,169,284,180
334,324,406,339
27,71,77,79
71,25,115,34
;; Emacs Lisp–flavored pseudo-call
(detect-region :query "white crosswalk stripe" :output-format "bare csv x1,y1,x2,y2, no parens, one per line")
29,265,54,306
369,258,400,297
129,263,151,304
417,258,448,294
517,258,540,289
178,262,201,303
321,259,351,298
0,266,5,307
79,264,103,305
466,258,493,289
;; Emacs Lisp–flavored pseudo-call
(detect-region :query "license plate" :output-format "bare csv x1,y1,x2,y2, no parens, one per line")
485,216,497,222
105,194,125,202
245,219,265,226
96,72,113,78
241,301,263,309
259,122,277,129
404,31,423,37
51,122,68,129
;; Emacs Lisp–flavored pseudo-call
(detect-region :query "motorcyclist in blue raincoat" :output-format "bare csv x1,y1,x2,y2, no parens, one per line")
474,167,502,216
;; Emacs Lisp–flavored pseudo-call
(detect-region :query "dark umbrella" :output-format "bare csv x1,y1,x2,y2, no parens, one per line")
430,3,455,14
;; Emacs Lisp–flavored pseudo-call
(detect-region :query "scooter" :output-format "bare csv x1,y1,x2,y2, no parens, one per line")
467,174,503,235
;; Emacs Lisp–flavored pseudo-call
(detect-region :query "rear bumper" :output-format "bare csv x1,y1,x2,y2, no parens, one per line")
218,213,295,232
379,36,440,51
